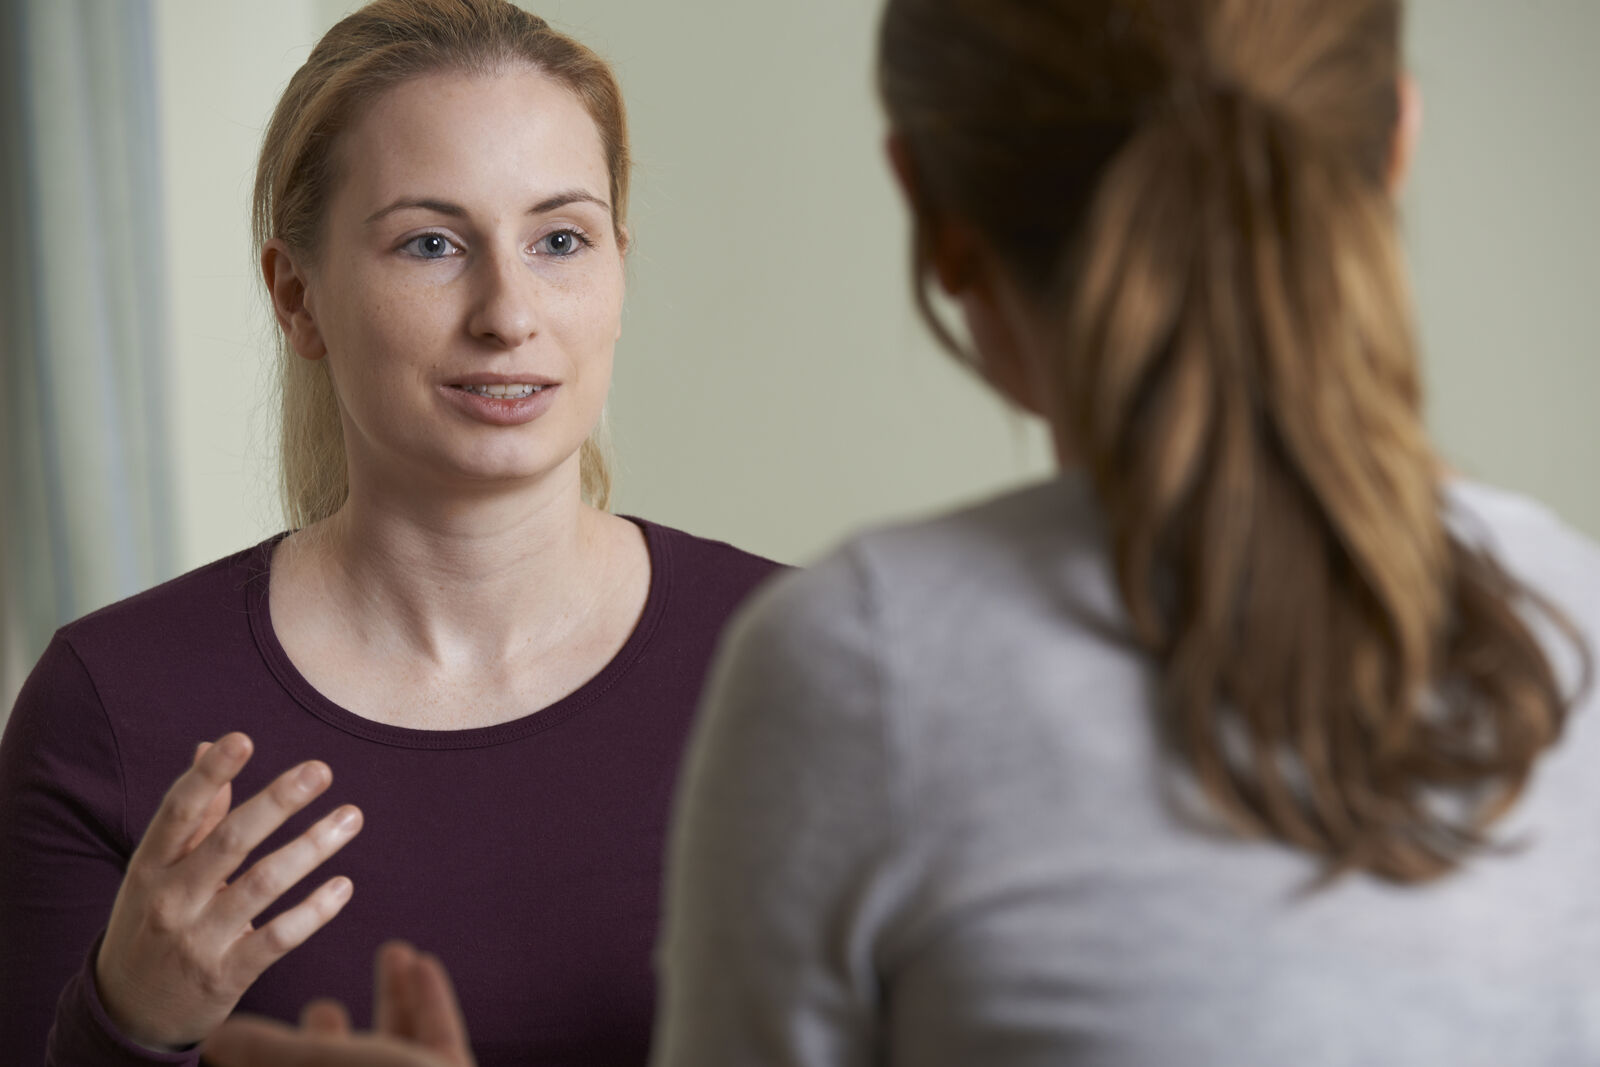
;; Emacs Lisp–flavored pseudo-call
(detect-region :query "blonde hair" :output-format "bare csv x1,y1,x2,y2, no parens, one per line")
880,0,1586,881
252,0,628,528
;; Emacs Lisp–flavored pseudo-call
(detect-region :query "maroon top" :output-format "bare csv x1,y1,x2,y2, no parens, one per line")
0,521,782,1066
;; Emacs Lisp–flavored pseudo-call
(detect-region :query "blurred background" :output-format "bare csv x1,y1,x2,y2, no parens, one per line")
3,0,1597,717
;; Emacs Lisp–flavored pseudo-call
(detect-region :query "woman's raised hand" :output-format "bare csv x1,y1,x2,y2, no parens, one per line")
94,732,364,1050
202,941,476,1067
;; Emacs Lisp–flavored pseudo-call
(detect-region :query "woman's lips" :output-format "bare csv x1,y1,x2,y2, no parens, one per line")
454,382,543,399
440,382,559,426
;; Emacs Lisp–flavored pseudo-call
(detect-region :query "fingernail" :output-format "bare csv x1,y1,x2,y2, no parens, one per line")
379,939,414,962
296,763,327,792
220,734,249,759
333,806,361,833
330,876,353,900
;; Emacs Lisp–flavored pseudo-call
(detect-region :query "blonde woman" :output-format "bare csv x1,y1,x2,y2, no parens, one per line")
202,0,1600,1065
0,2,778,1064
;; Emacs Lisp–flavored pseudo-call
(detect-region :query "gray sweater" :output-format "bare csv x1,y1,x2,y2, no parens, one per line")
652,475,1600,1067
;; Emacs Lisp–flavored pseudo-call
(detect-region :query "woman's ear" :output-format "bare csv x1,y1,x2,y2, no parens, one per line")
888,134,1053,422
886,133,982,296
261,239,327,361
1388,73,1423,196
885,132,921,213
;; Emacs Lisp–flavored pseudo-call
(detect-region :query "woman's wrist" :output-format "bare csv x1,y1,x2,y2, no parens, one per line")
93,941,188,1052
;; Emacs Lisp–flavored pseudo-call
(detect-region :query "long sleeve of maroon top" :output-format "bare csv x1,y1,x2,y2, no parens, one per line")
0,520,781,1067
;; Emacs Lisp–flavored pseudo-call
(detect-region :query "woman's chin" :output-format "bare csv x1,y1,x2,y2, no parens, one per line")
439,452,582,493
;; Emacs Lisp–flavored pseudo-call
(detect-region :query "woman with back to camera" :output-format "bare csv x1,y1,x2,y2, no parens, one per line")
203,0,1600,1065
0,1,780,1064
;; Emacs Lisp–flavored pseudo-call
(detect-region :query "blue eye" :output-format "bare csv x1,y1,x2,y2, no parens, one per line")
402,233,460,259
536,229,589,257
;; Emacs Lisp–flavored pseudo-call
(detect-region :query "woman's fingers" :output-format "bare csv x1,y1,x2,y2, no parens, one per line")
409,952,474,1062
205,1016,450,1067
136,733,254,866
371,944,474,1066
201,803,363,935
203,1017,309,1067
228,875,356,981
182,742,233,856
180,758,336,893
201,950,473,1067
374,941,420,1039
94,738,362,1049
301,998,353,1036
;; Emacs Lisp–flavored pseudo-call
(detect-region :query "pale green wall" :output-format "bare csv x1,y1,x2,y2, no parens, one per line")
1406,0,1600,537
154,1,321,564
153,0,1599,571
545,0,1053,564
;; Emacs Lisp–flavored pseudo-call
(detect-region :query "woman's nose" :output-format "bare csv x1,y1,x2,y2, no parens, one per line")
466,247,539,349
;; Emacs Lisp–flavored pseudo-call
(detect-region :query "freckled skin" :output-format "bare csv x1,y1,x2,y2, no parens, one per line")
299,67,625,496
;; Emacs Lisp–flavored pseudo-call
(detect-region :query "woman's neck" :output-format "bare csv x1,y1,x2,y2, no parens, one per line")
284,467,614,669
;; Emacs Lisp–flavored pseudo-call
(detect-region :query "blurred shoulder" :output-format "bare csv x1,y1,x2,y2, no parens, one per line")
1446,480,1600,701
729,473,1112,659
1447,480,1600,600
851,473,1104,576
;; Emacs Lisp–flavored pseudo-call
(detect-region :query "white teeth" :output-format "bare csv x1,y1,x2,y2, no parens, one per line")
459,383,542,398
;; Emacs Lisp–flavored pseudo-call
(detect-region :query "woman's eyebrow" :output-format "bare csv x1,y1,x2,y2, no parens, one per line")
529,190,610,215
364,197,464,224
363,190,610,225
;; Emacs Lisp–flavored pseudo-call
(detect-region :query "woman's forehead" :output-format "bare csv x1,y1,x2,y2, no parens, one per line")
334,67,610,214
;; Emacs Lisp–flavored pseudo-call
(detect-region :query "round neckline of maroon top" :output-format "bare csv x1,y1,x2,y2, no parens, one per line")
246,517,672,750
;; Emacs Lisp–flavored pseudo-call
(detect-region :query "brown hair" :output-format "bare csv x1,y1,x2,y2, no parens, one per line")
880,0,1586,881
252,0,629,527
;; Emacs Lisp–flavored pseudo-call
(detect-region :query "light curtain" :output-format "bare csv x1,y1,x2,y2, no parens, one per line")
1,0,176,717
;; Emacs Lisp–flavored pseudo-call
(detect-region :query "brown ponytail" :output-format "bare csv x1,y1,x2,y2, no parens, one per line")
880,0,1585,881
